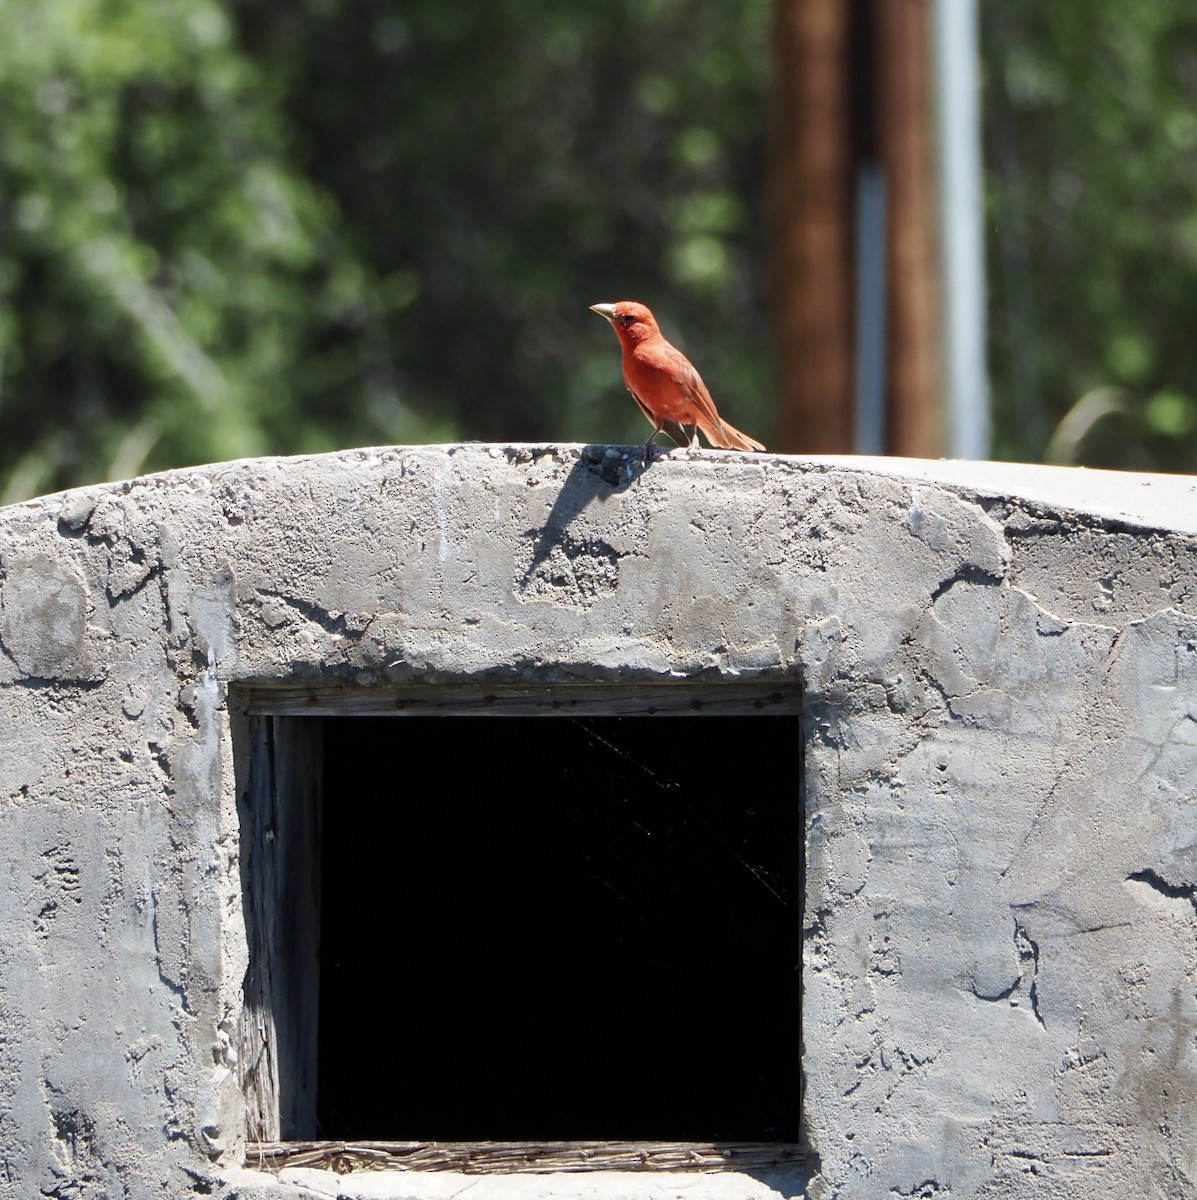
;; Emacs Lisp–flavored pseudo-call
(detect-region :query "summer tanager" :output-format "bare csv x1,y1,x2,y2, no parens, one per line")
590,300,765,459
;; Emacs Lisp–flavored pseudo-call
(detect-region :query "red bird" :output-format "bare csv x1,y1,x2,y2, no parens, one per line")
590,300,765,460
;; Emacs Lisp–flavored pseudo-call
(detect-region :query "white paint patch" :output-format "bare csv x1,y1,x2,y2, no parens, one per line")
433,467,451,564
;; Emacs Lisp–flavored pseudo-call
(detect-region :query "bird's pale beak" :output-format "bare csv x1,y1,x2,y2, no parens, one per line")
589,303,617,322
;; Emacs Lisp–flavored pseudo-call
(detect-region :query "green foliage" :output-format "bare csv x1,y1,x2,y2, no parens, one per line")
232,0,771,448
0,0,770,501
984,0,1197,469
0,0,438,502
5,0,1197,500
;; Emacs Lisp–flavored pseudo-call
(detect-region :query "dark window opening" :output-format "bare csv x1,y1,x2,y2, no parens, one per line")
237,687,805,1173
318,715,802,1142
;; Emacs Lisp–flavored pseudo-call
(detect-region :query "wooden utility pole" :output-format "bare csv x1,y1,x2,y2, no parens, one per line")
768,0,855,454
877,0,939,457
769,0,941,457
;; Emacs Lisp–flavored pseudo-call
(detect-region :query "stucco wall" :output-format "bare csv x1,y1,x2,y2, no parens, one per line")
0,444,1195,1200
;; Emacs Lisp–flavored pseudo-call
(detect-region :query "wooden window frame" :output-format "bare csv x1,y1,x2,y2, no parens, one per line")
235,682,807,1179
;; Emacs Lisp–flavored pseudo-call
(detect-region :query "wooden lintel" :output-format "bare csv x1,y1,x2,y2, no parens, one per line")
241,681,803,719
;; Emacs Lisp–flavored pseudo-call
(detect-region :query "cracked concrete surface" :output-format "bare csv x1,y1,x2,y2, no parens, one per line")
0,444,1195,1199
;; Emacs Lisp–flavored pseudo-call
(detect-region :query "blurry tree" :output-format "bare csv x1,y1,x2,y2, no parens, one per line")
0,0,770,501
0,0,434,504
4,0,1197,503
984,0,1197,470
231,0,771,448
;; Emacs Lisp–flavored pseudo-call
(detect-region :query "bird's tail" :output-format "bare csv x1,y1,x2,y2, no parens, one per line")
700,417,765,453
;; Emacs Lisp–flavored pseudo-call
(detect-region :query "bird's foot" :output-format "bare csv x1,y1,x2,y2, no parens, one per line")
642,441,664,468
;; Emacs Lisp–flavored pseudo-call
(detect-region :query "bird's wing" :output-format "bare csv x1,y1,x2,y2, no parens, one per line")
660,345,724,430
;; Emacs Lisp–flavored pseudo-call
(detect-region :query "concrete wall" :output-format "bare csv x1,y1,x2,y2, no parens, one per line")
0,444,1195,1199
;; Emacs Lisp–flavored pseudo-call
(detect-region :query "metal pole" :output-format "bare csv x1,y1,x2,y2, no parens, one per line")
854,163,886,455
932,0,990,459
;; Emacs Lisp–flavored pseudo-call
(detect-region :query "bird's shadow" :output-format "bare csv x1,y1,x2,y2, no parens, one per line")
520,444,652,585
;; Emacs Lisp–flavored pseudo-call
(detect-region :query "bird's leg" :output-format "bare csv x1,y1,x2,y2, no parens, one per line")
643,427,663,466
687,424,700,449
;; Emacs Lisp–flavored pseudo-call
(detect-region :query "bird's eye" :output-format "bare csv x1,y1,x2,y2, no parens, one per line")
616,313,635,326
